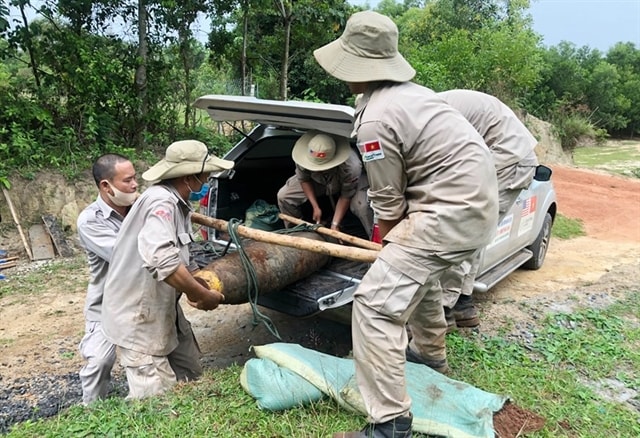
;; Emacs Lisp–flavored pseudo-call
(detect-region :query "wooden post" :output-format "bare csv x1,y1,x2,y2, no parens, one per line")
191,213,378,263
2,188,33,261
278,213,382,251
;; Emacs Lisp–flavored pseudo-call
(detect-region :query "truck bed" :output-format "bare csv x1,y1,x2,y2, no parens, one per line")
190,231,370,318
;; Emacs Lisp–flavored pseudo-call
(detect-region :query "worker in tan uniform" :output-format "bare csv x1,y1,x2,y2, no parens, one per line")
102,140,234,399
277,130,373,237
437,89,539,331
77,153,138,405
314,11,499,438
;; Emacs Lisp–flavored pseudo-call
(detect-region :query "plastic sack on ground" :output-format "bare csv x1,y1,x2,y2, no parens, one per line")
241,343,508,438
244,199,284,231
240,356,324,410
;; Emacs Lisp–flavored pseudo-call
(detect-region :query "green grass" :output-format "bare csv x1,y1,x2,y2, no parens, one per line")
573,141,640,178
551,214,586,239
447,291,640,437
0,255,87,299
6,366,363,438
5,291,639,438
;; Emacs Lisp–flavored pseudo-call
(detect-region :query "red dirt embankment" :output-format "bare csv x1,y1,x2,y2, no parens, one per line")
551,166,640,242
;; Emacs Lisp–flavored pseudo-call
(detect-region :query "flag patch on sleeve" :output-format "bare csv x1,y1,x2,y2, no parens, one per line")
154,209,172,221
357,140,385,162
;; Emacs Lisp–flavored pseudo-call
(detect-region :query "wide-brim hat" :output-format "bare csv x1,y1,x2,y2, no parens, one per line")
142,140,234,182
314,11,415,83
292,131,351,172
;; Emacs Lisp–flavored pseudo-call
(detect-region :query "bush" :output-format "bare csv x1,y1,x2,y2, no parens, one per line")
552,113,607,152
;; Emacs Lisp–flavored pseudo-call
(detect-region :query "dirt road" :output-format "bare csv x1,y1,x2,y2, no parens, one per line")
0,164,639,432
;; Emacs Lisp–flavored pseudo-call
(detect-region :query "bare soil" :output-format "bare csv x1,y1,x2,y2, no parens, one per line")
1,163,639,435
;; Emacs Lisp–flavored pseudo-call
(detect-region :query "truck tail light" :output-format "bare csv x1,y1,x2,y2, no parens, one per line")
371,223,382,244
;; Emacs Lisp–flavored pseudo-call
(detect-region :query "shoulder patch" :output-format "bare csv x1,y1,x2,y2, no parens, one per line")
153,209,172,221
357,139,385,163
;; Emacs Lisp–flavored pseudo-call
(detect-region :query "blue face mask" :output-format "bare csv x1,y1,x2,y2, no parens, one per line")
189,182,209,201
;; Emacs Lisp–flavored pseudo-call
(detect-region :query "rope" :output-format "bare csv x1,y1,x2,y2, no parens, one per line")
274,222,321,235
227,218,282,340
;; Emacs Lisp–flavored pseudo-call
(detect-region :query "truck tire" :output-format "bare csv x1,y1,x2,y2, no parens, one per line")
522,212,552,270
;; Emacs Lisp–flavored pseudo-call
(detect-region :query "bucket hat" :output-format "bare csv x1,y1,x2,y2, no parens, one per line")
313,11,415,83
292,131,351,172
142,140,234,182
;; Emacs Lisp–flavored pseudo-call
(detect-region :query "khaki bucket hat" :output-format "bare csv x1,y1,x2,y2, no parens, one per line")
142,140,234,182
292,131,351,172
313,11,415,83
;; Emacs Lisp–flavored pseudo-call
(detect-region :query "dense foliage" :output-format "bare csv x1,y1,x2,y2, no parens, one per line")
1,0,639,180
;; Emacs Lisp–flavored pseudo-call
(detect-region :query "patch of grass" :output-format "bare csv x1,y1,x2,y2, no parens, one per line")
60,351,75,360
5,366,363,438
447,290,640,437
573,142,640,178
0,255,88,299
552,214,586,239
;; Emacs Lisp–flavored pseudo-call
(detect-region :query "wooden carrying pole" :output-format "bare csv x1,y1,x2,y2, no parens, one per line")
2,188,33,261
278,213,382,252
191,213,378,263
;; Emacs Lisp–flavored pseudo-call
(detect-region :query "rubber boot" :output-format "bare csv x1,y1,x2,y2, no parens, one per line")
452,294,480,328
333,413,413,438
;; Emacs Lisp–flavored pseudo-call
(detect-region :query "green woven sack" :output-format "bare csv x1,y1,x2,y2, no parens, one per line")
244,199,284,231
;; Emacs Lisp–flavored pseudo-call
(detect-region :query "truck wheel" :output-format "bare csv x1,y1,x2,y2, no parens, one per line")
522,213,552,270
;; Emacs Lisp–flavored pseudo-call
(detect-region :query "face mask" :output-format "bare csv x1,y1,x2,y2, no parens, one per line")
186,174,209,201
189,182,209,201
104,181,138,207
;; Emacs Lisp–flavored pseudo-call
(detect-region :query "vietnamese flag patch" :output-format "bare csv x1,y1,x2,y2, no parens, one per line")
358,139,385,162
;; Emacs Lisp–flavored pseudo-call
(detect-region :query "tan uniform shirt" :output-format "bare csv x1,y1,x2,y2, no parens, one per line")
438,89,538,171
295,148,363,199
102,184,197,356
77,196,125,322
355,82,499,251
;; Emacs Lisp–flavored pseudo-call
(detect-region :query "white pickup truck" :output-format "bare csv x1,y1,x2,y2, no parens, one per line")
193,95,558,318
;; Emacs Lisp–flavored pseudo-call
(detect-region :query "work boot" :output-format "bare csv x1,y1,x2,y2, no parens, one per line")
333,413,413,438
405,347,450,375
443,307,457,333
452,294,480,328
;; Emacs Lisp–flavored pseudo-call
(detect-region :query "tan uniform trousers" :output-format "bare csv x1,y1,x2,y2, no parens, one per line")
352,243,476,423
117,314,202,400
441,163,537,308
79,320,116,405
277,173,373,238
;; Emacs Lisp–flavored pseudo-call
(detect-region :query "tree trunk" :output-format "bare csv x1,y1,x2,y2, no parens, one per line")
180,29,191,128
274,0,292,101
241,0,249,96
135,0,148,149
18,2,40,90
280,16,291,100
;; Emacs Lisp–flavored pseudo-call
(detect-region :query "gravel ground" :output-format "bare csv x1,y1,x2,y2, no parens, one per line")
0,373,127,434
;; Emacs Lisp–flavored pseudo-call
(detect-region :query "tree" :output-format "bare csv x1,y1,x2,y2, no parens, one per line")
398,0,542,104
207,0,353,102
607,42,640,136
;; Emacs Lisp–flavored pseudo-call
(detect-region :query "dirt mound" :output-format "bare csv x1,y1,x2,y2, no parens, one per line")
526,114,573,165
494,402,546,438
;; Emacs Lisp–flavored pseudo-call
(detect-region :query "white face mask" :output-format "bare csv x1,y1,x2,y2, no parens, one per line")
104,181,138,207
